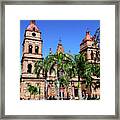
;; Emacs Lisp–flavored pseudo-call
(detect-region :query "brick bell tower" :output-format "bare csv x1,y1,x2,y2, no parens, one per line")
80,30,100,99
20,20,45,100
80,30,100,63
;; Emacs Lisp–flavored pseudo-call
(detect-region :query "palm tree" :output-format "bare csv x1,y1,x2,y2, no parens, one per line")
83,62,93,99
61,55,76,99
60,75,72,99
34,55,54,99
27,84,34,99
33,86,39,99
49,52,65,99
74,53,100,99
47,52,74,99
27,85,38,99
34,51,98,100
74,53,87,99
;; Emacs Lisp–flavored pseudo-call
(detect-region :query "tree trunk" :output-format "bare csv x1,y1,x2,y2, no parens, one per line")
34,94,35,99
30,94,31,100
87,84,92,100
66,87,69,100
60,90,63,100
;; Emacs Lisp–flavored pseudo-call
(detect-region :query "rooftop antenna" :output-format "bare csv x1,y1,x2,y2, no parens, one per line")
58,36,62,45
59,36,62,43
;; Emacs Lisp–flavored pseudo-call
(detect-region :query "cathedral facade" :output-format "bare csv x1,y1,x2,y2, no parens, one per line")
20,20,100,100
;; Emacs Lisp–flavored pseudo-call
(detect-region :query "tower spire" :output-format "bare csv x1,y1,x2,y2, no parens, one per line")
85,28,91,40
56,38,64,53
30,20,36,25
58,37,62,45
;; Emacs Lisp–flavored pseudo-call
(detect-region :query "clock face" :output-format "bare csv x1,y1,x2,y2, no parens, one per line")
32,32,36,37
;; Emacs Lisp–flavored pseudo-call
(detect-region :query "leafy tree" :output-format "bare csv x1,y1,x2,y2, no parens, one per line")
92,64,100,78
73,53,100,99
34,51,100,100
34,55,55,99
27,85,38,99
33,86,39,99
82,62,100,99
47,52,74,99
59,75,70,99
74,53,87,99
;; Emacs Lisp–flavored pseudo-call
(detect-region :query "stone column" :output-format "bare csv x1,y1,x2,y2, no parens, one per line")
33,42,35,54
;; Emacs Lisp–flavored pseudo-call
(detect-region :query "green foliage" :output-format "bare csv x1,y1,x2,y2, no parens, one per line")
74,53,87,78
27,85,38,97
95,64,100,78
34,51,100,91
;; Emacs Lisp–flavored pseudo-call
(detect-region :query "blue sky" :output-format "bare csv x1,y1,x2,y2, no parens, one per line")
20,20,100,60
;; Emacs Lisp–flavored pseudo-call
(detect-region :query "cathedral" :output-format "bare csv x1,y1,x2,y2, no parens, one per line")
20,20,100,100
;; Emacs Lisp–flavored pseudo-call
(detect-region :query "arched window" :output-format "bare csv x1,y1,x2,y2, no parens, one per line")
33,27,35,31
35,46,39,54
29,45,32,53
27,64,32,73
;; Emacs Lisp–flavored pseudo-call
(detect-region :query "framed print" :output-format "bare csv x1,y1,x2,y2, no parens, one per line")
0,0,119,119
